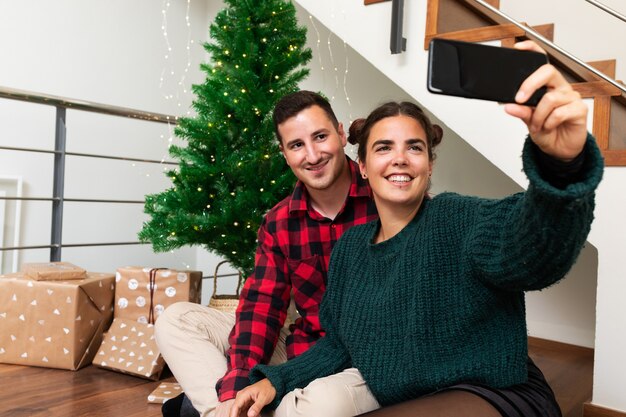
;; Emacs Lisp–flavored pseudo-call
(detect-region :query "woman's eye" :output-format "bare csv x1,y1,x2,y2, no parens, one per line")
409,143,426,152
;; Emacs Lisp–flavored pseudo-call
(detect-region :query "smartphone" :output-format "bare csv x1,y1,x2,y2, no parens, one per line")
427,38,548,106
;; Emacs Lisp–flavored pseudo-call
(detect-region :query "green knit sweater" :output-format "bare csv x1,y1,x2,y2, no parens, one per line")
251,135,604,408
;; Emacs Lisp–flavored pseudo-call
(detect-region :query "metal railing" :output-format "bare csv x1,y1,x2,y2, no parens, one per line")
585,0,626,24
0,86,178,261
467,0,626,96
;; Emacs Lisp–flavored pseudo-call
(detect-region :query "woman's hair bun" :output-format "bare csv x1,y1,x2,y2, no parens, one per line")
348,118,366,145
431,124,443,147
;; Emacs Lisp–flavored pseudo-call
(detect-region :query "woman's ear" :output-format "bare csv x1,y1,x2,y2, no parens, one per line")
359,161,368,179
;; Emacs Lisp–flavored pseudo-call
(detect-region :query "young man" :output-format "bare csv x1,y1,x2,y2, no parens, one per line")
155,91,378,417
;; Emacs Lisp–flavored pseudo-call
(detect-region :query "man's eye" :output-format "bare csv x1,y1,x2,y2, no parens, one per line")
290,143,303,150
316,134,327,140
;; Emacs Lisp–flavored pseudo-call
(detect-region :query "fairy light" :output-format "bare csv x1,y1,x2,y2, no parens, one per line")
327,32,339,100
160,0,194,114
343,40,353,123
309,15,324,70
157,0,196,173
308,14,353,122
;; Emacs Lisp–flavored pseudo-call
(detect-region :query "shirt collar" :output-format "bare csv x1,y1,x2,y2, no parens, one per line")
289,157,370,213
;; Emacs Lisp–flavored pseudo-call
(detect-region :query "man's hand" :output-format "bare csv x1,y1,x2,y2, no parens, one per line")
229,379,276,417
504,40,588,162
215,399,235,417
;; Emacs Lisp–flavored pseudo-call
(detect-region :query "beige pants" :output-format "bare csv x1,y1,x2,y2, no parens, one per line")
155,302,380,417
275,368,380,417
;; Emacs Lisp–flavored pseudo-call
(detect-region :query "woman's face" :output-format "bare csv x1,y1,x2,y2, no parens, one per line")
359,115,432,211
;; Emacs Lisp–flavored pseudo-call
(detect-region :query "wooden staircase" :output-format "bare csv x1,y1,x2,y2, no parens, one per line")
365,0,626,166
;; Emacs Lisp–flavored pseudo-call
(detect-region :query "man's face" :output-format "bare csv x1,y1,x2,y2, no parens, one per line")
278,105,347,192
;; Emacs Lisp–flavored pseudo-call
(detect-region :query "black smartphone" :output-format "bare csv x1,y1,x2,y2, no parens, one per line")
427,38,548,106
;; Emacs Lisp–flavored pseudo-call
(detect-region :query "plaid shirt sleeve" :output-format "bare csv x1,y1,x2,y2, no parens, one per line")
215,214,291,401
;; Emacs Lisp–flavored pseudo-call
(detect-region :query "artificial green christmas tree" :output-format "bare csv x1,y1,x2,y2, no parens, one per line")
139,0,312,277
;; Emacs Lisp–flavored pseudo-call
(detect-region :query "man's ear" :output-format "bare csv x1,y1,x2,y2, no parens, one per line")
338,122,347,147
279,143,288,162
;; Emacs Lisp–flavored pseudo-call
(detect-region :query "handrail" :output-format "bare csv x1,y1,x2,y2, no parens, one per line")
0,196,145,204
0,86,178,124
585,0,626,24
0,145,178,165
0,242,144,251
0,85,180,263
466,0,626,96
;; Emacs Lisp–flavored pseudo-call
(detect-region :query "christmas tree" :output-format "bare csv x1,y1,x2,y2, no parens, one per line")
139,0,312,277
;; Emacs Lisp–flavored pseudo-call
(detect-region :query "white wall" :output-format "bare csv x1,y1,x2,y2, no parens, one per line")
503,1,626,411
0,1,211,275
294,0,626,412
501,0,626,82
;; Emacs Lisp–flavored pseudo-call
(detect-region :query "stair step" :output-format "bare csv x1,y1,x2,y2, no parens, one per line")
364,0,391,5
588,59,617,79
425,23,525,48
573,80,622,98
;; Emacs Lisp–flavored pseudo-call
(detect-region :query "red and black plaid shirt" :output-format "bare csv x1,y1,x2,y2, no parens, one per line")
216,158,378,401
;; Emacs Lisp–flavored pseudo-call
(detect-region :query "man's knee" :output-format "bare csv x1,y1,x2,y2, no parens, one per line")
154,301,196,339
277,378,368,417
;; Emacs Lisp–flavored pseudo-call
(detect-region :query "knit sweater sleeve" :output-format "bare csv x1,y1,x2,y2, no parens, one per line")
468,133,603,291
248,237,353,410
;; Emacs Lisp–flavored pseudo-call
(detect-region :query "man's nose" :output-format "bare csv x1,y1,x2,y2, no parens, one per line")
305,144,322,164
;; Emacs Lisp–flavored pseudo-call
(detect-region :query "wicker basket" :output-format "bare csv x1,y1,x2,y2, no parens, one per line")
208,260,242,313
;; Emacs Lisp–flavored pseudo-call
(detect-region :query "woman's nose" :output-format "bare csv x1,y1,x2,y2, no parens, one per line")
392,153,408,166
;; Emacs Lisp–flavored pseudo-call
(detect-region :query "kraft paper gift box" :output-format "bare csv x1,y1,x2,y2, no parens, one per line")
147,382,182,404
114,267,202,324
0,272,115,370
22,261,86,281
93,317,165,380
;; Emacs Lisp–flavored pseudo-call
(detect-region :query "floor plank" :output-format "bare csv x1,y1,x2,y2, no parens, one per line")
0,363,170,417
0,338,593,417
528,337,594,417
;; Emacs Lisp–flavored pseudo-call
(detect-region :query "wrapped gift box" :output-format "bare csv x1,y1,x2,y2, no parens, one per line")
147,382,183,404
0,272,115,370
22,262,86,281
115,267,202,324
93,317,165,380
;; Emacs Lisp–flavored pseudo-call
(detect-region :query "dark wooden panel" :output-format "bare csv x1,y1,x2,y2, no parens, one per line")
584,403,626,417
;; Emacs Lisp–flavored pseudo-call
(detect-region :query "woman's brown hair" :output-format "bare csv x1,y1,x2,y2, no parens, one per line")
348,101,443,162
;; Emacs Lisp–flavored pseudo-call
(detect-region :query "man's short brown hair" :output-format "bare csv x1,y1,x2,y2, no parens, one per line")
273,91,340,143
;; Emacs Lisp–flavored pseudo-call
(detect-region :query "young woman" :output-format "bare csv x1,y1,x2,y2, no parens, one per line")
228,41,604,417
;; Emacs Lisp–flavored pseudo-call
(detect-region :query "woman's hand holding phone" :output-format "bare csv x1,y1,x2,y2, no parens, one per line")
504,41,588,162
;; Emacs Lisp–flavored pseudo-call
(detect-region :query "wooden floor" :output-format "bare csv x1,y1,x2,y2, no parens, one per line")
0,337,593,417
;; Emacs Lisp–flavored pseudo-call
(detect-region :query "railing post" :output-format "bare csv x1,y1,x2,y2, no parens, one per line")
390,0,407,54
51,106,66,261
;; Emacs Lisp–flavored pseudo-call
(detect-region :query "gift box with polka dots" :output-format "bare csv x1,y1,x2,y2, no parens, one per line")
114,267,202,324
